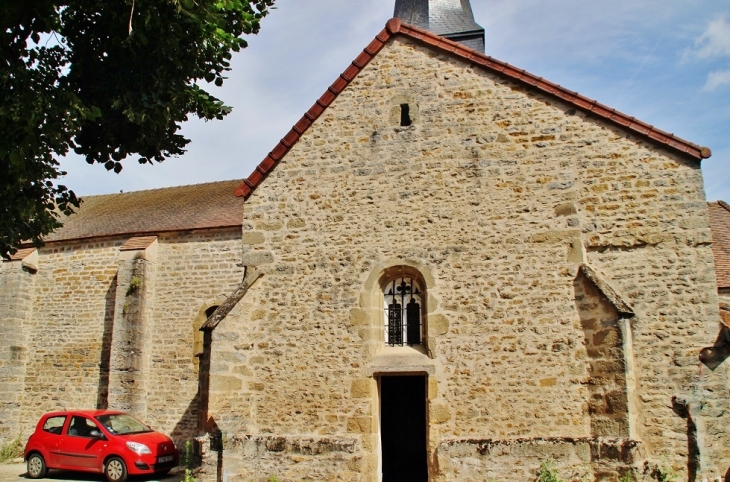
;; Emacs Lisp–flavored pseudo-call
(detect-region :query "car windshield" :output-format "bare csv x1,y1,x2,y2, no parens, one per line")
95,414,151,435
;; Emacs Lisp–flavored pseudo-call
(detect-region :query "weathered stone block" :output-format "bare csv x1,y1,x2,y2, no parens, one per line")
350,379,373,398
211,375,243,392
347,417,372,434
242,232,265,245
287,218,306,229
240,251,273,265
428,314,449,336
430,402,451,424
257,221,283,231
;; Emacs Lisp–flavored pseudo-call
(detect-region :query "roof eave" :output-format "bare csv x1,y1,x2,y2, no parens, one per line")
26,224,243,248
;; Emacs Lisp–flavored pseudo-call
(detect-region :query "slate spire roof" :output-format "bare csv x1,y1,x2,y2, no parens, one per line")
394,0,485,52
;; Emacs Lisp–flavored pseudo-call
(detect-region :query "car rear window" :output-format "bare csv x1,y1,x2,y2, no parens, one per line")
42,416,66,435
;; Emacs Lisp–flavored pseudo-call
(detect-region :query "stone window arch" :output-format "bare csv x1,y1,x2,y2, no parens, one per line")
381,269,426,346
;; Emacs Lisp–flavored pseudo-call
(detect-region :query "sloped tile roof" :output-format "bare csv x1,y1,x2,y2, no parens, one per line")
235,18,711,199
119,236,158,251
7,248,37,261
709,201,730,289
44,180,243,243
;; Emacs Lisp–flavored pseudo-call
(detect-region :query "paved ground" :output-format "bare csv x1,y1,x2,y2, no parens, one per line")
0,461,184,482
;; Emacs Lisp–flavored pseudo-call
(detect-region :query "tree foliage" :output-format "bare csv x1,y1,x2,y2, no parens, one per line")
0,0,274,258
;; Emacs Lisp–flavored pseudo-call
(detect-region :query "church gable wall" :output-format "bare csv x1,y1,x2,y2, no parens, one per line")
209,36,725,481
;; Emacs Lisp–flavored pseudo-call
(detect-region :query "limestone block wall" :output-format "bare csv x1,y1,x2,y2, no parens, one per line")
0,259,35,443
145,230,245,442
574,271,630,439
107,249,157,419
437,438,643,481
585,244,727,477
572,114,728,475
19,240,121,437
207,36,726,481
0,228,243,446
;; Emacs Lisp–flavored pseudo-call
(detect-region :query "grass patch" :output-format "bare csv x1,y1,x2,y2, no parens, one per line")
0,436,24,463
537,459,565,482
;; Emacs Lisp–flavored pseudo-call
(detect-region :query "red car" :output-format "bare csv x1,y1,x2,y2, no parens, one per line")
23,410,179,482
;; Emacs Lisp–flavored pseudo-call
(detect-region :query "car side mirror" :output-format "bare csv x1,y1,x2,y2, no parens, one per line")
89,430,105,440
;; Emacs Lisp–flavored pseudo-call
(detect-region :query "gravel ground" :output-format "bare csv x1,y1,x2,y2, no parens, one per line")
0,461,184,482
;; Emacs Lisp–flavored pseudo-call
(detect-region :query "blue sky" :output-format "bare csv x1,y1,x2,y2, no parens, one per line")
59,0,730,202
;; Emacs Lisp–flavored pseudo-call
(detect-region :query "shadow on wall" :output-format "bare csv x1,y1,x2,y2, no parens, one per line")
699,325,730,371
671,396,699,482
95,295,219,469
96,276,117,409
171,307,216,447
169,328,223,480
170,394,200,445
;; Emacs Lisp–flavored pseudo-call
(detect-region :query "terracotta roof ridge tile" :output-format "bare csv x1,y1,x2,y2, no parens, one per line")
234,18,713,199
5,247,37,262
119,236,158,251
80,179,242,199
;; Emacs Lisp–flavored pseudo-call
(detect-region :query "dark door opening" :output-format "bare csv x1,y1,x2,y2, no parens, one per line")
380,375,428,482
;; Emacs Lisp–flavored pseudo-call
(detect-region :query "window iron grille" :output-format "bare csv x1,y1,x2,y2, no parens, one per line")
384,277,422,346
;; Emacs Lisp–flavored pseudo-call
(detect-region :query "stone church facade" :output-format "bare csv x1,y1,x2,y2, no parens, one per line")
2,2,730,481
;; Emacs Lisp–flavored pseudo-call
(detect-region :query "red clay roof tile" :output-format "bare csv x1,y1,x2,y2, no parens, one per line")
720,307,730,328
119,236,158,251
709,201,730,289
235,20,712,200
5,248,37,262
43,180,243,244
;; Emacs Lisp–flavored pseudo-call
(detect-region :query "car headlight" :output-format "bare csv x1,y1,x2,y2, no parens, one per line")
126,441,151,455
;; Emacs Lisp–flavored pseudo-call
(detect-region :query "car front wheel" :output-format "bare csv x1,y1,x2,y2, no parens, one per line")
27,453,47,479
104,456,128,482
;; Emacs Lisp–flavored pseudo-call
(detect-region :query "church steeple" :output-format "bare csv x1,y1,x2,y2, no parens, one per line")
394,0,485,52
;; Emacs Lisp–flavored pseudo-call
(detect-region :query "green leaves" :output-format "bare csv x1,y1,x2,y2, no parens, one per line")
0,0,275,259
8,151,21,167
536,459,565,482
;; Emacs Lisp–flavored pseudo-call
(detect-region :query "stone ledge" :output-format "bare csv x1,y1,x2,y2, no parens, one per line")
440,436,644,465
365,345,435,376
228,435,360,455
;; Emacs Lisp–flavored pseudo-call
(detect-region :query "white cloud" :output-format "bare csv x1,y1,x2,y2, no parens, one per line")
685,15,730,91
692,16,730,59
705,68,730,90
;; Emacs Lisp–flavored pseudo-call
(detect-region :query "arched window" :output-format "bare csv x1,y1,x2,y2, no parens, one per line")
383,277,423,346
